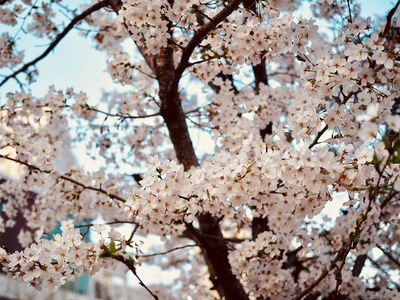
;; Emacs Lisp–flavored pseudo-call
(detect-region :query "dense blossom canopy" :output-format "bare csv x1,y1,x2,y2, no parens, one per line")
0,0,400,299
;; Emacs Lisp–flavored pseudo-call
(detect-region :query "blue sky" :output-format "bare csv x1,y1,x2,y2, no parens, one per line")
1,0,395,101
0,0,397,289
0,0,396,170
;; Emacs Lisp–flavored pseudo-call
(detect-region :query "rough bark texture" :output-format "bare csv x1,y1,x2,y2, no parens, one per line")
155,42,249,300
198,213,250,300
111,1,249,298
155,47,199,170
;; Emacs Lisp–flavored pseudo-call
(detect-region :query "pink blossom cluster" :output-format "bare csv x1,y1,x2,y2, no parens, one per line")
0,0,399,298
1,221,106,292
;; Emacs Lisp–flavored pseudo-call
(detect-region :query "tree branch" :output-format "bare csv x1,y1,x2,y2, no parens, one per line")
75,220,138,228
140,244,200,258
352,254,367,277
0,154,128,203
113,255,159,300
381,0,400,38
309,91,355,149
380,191,400,210
367,255,400,289
90,107,161,120
0,0,110,87
308,124,328,149
116,2,250,298
377,244,400,269
169,0,243,96
295,268,329,300
346,0,353,23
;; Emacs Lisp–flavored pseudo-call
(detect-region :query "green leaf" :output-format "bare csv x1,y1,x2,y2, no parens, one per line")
99,252,111,258
330,260,338,271
372,152,381,170
109,240,116,253
361,213,367,221
368,184,375,194
126,257,136,270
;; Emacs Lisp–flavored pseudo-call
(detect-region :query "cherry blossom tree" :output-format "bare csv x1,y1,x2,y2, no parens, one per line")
1,0,400,299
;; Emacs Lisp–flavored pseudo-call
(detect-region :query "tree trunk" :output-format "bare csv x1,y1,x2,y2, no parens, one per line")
154,39,249,300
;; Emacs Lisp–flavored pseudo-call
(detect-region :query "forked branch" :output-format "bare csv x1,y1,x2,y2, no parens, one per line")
381,0,400,38
169,0,244,96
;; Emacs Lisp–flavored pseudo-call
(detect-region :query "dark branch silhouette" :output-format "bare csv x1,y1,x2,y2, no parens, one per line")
381,0,400,38
0,154,128,203
168,0,244,99
0,0,110,87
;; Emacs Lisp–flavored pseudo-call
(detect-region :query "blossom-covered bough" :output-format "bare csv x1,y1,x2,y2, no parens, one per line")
0,0,400,299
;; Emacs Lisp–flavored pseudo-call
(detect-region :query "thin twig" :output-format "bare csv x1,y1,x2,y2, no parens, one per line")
75,220,138,228
367,255,400,289
309,124,328,149
309,91,355,149
380,191,399,210
346,0,353,23
376,244,400,269
113,255,159,300
0,154,127,203
90,107,161,120
140,244,200,258
331,153,393,297
186,115,215,129
295,268,329,300
0,0,109,87
12,0,40,41
296,152,392,299
127,223,140,244
167,0,243,101
187,57,217,67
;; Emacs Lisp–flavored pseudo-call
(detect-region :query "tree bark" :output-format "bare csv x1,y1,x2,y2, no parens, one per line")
111,1,249,298
352,254,367,277
155,42,249,300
